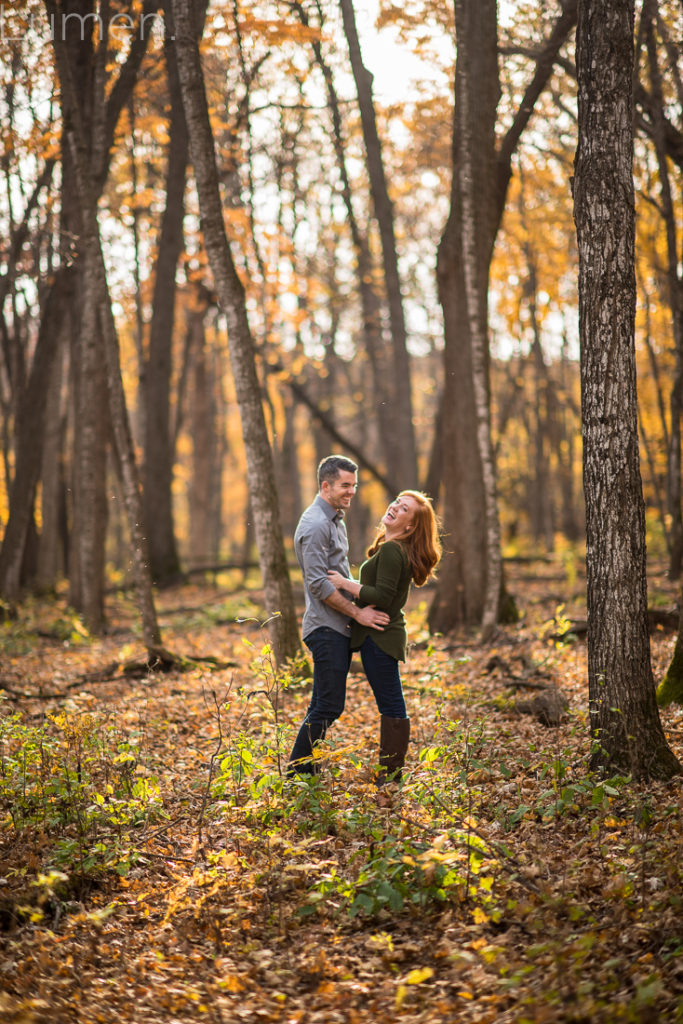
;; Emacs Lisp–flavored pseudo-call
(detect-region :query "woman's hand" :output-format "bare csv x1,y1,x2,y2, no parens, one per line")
328,571,361,598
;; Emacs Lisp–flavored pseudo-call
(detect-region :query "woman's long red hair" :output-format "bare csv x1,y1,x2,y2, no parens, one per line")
367,491,442,586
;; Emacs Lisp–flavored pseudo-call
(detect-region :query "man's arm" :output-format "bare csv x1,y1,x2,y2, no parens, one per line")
323,588,390,630
297,523,389,630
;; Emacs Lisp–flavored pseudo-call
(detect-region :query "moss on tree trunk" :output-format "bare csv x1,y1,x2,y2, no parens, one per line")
657,633,683,706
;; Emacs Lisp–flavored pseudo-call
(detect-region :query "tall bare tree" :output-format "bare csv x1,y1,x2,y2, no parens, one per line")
0,0,154,618
338,0,417,487
47,0,162,650
573,0,679,779
430,0,578,634
171,0,299,663
451,0,502,641
141,0,188,586
640,0,683,579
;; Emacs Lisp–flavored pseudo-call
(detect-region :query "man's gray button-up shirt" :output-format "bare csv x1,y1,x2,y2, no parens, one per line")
294,495,351,640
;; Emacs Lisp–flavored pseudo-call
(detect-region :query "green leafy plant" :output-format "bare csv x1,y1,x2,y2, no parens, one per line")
302,831,496,920
0,703,165,884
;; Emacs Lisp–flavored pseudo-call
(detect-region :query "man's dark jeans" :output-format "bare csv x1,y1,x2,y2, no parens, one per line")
288,627,351,774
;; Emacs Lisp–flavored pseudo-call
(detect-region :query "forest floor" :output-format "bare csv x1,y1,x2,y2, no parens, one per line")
1,558,682,1024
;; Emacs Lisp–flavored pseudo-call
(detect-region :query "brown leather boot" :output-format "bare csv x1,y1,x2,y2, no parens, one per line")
377,716,410,784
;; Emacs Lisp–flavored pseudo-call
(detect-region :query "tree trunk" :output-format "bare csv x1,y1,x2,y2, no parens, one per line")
142,0,202,585
338,0,417,487
452,0,502,641
642,0,683,578
273,396,303,542
48,0,162,650
519,173,555,551
657,593,683,706
556,331,583,541
188,310,218,567
0,270,73,600
429,0,578,633
36,328,68,589
574,0,680,779
68,264,108,631
429,0,499,633
172,0,299,663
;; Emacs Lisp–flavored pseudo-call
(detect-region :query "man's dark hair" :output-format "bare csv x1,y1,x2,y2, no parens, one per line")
317,455,358,487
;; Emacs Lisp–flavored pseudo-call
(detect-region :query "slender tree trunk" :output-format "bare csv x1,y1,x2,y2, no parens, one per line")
638,415,668,541
338,0,417,486
642,0,683,578
453,0,502,641
557,331,583,541
172,0,299,663
0,270,73,600
208,334,227,563
143,0,205,585
128,97,146,444
519,174,555,550
68,265,108,630
188,311,217,567
429,0,499,633
36,329,68,588
574,0,680,779
273,397,303,542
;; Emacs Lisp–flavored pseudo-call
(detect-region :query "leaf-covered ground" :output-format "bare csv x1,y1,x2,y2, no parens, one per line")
1,562,682,1024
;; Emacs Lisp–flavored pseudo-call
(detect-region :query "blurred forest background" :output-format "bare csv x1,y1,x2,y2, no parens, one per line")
0,0,682,640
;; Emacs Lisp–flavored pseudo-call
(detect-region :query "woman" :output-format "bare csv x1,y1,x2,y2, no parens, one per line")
328,490,441,781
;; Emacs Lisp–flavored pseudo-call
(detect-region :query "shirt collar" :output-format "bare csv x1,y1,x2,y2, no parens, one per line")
314,493,344,522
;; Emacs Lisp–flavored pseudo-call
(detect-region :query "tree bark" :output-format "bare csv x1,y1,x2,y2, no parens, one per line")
430,0,578,633
36,327,68,589
452,0,502,641
573,0,680,779
0,270,73,600
338,0,417,486
188,309,219,567
171,0,299,664
47,0,162,650
142,0,206,585
642,0,683,578
68,262,108,630
430,0,500,633
9,0,157,626
657,593,683,706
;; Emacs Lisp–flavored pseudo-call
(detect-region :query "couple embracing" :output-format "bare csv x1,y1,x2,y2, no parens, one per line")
287,455,441,781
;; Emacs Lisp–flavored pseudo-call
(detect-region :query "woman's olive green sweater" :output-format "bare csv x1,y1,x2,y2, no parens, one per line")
351,540,412,661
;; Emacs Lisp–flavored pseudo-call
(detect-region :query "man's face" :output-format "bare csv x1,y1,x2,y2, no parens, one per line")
321,470,358,512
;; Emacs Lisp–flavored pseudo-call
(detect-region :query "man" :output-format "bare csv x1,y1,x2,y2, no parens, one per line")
287,455,390,775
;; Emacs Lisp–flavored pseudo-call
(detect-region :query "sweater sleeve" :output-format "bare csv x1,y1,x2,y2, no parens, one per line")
358,542,407,609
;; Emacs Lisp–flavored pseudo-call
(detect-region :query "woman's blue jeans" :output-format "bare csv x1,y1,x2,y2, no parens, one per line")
287,627,351,774
359,636,407,719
